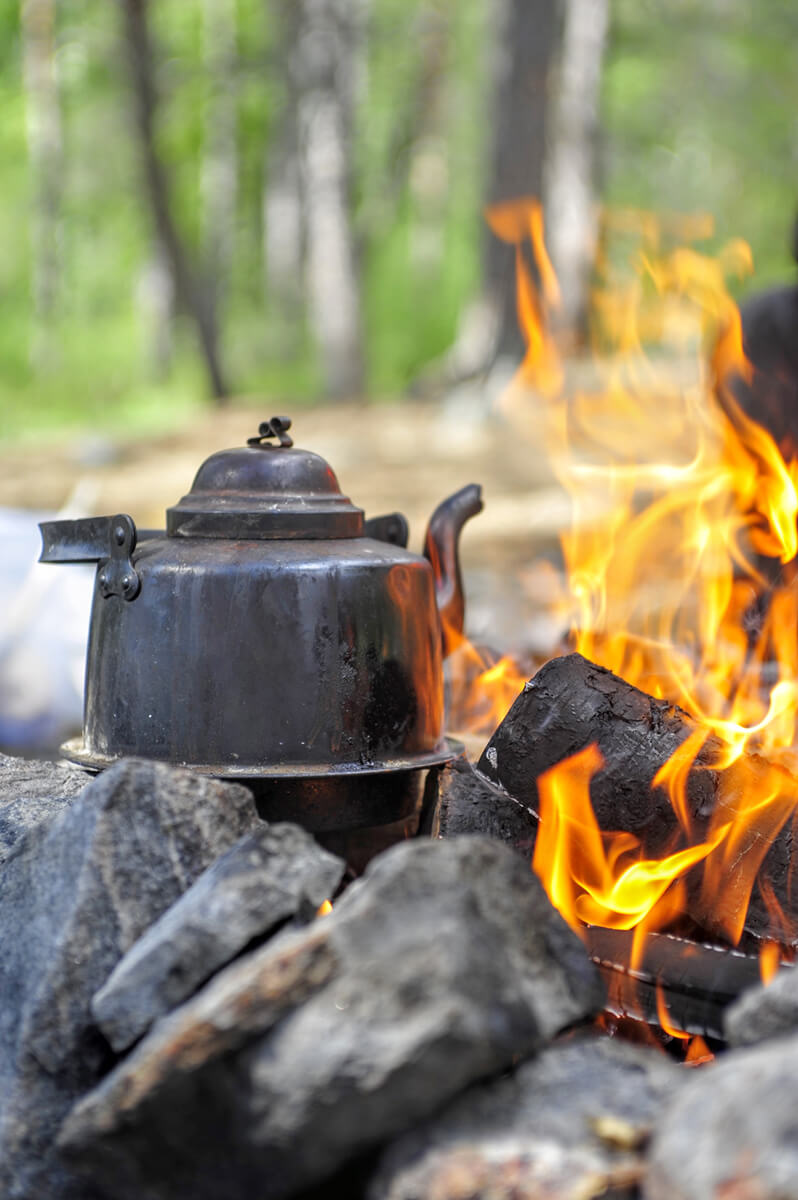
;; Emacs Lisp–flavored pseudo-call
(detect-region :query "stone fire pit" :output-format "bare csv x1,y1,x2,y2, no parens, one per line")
3,740,798,1199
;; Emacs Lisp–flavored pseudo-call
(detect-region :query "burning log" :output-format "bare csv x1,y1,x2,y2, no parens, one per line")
477,652,721,858
477,652,798,948
420,753,538,859
585,927,778,1041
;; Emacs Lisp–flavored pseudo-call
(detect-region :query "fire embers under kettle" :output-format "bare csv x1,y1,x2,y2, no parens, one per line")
39,418,484,832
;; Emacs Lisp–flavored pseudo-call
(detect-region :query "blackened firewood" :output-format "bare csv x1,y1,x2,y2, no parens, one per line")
477,653,720,858
476,653,798,948
727,282,798,461
585,927,789,1040
420,754,538,860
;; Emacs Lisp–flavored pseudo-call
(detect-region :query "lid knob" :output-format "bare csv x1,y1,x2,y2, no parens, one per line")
165,420,364,540
247,417,294,449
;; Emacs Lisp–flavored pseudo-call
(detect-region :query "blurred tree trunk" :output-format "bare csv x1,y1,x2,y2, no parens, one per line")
20,0,62,370
484,0,559,362
135,238,175,379
120,0,230,402
544,0,609,341
295,0,365,399
405,7,450,276
200,0,238,314
262,0,305,332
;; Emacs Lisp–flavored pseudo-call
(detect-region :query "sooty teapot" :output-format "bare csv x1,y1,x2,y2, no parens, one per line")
39,418,483,820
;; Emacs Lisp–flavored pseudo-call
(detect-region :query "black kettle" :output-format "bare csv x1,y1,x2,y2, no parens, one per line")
39,418,483,828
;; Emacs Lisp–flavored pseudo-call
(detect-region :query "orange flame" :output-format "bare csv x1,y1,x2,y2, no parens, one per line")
684,1036,714,1065
532,744,729,935
759,941,781,985
469,200,798,986
445,636,528,740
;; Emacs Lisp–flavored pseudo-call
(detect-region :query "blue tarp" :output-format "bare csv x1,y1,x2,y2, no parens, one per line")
0,508,93,752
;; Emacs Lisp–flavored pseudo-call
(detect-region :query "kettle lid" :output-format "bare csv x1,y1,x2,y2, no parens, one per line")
166,418,364,540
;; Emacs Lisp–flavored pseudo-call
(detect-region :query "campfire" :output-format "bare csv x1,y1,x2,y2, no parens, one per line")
5,205,798,1199
445,201,798,1048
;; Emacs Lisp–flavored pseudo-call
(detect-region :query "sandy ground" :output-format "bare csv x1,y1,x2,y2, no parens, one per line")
0,398,572,654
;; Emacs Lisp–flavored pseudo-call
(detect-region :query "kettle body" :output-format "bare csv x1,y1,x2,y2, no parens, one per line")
81,532,445,773
40,419,483,786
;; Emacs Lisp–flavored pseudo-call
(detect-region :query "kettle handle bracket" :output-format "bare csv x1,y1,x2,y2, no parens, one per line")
39,514,141,602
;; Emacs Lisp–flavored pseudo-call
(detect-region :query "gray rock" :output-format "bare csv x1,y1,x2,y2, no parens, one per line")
59,836,604,1200
92,822,345,1052
371,1036,682,1200
0,758,260,1200
422,754,537,858
725,963,798,1048
646,1034,798,1200
0,752,89,863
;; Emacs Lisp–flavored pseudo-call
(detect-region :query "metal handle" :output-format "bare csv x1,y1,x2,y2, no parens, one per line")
363,512,409,548
39,514,141,601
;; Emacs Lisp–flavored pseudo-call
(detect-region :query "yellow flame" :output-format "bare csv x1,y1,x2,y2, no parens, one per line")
532,744,729,934
759,941,781,986
472,199,798,956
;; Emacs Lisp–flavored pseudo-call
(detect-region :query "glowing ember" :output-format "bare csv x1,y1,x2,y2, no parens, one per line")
316,899,333,918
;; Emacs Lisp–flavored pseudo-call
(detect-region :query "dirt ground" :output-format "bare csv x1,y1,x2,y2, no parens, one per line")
0,398,571,653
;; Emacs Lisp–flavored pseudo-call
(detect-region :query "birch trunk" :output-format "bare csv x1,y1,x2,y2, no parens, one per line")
263,0,304,320
135,239,175,379
200,0,238,311
544,0,610,340
295,0,364,398
20,0,62,369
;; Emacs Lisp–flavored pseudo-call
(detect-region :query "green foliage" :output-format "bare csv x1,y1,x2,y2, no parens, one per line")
4,0,798,443
1,0,490,440
603,0,798,290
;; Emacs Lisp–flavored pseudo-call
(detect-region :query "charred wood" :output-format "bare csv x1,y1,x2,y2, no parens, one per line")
585,927,787,1041
477,653,798,948
420,754,537,861
477,653,721,858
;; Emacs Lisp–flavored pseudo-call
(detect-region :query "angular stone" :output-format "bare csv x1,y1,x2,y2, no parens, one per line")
0,752,89,864
370,1036,682,1200
93,823,345,1052
0,758,260,1200
646,1033,798,1200
59,836,604,1200
421,755,537,859
724,963,798,1048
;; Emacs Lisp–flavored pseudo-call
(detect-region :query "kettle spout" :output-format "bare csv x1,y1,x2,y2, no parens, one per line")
423,484,483,658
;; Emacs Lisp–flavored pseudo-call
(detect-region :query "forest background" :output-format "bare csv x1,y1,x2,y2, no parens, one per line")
2,0,798,444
